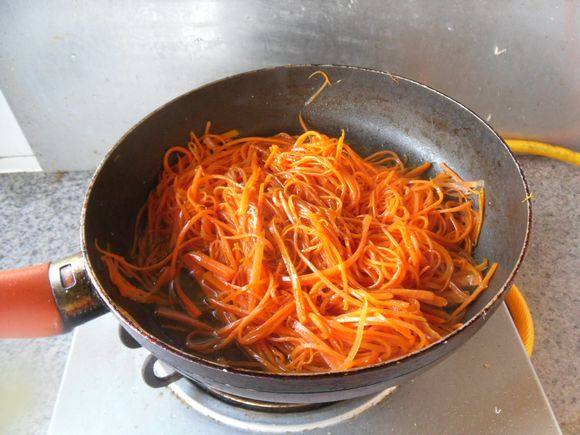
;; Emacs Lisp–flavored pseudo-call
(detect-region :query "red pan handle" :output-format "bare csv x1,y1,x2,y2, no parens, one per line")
0,263,64,337
0,253,106,338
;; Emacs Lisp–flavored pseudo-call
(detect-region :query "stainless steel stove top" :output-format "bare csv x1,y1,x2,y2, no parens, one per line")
48,305,560,434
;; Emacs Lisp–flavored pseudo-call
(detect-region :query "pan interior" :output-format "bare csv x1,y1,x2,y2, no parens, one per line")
83,65,529,368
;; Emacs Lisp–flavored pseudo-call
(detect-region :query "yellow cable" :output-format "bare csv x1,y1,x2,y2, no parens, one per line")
501,138,579,355
506,285,534,356
505,139,580,166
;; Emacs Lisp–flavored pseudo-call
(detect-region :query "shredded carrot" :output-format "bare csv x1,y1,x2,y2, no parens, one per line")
305,70,332,106
387,71,400,84
450,263,499,319
99,124,493,373
298,112,309,133
522,192,534,203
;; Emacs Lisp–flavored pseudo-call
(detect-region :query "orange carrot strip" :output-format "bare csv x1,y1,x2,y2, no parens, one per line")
183,252,235,281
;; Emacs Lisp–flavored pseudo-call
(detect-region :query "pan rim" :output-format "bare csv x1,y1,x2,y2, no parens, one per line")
80,63,531,380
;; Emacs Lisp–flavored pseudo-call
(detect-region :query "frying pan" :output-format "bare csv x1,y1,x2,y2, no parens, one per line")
0,65,531,403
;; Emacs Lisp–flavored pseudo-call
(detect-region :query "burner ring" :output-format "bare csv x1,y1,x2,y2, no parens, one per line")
157,362,397,433
194,381,330,413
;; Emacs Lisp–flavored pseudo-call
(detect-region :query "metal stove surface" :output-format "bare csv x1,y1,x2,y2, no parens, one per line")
48,305,560,435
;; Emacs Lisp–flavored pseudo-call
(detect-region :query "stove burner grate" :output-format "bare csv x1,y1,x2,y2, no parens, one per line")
141,356,397,433
192,381,330,413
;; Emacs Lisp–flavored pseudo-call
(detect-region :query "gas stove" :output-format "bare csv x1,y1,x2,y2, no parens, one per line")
48,305,560,434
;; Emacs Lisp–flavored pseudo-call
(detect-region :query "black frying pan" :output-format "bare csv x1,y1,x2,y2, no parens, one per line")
0,65,530,403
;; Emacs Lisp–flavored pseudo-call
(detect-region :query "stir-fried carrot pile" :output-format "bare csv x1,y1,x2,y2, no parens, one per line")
98,126,497,373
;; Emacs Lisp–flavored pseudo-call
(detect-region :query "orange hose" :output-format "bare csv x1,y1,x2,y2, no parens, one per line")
506,285,534,356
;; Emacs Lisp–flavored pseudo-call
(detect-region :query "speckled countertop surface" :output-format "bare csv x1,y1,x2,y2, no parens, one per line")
0,157,578,434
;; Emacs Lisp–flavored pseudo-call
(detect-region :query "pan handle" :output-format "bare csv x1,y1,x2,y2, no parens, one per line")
0,253,106,338
141,354,183,388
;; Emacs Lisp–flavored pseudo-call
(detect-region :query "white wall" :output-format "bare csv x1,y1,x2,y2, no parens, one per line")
0,90,41,173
